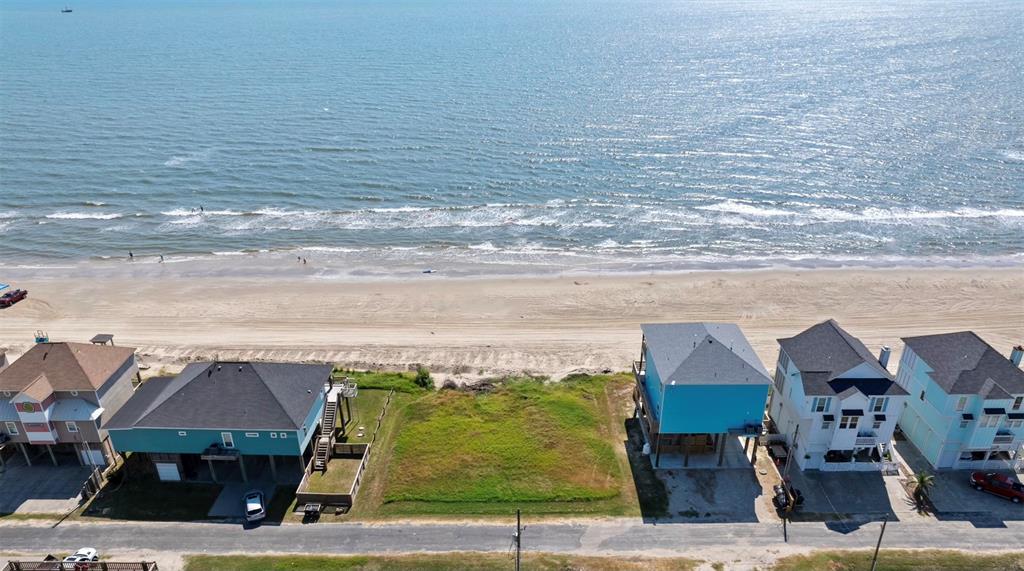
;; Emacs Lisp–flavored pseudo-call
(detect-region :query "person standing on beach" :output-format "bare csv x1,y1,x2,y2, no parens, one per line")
128,251,134,262
200,205,204,213
159,254,164,263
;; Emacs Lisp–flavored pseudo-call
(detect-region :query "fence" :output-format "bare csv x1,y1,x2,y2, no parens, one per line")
295,388,395,508
4,562,158,571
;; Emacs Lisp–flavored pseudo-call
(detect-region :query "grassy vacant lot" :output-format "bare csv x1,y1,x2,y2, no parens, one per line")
184,553,699,571
772,550,1024,571
371,373,639,516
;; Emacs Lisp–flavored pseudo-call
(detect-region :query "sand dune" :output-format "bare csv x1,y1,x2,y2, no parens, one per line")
0,268,1021,381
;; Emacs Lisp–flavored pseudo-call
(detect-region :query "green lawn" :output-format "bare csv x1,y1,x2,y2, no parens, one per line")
337,389,390,444
772,550,1024,571
184,553,699,571
305,458,363,493
375,374,638,516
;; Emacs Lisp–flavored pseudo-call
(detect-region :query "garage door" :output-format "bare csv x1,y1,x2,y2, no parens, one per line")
155,462,181,482
80,448,107,467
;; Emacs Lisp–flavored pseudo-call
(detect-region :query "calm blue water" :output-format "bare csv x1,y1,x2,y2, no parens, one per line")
1,0,1022,274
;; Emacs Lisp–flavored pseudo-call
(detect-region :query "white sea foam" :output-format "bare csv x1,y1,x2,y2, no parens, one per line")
46,212,123,220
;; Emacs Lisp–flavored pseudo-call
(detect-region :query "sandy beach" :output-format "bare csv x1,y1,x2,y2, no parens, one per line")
0,267,1021,381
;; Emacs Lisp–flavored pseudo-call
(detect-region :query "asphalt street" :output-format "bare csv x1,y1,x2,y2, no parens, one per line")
3,519,1023,556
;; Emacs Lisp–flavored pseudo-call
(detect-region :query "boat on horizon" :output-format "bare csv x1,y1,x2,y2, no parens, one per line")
61,5,72,12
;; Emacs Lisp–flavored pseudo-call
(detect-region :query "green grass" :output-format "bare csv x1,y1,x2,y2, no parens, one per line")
334,370,429,394
184,553,699,571
376,374,636,516
337,389,390,444
772,550,1024,571
305,458,363,493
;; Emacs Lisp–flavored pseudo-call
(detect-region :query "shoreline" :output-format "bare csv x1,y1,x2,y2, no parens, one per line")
1,266,1021,381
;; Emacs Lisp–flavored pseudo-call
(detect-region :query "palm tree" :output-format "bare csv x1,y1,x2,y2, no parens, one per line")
912,472,936,504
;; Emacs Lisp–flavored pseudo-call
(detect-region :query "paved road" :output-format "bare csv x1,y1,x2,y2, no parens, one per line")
3,519,1024,555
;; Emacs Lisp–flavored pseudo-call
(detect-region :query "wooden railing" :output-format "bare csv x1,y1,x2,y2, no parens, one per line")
4,562,158,571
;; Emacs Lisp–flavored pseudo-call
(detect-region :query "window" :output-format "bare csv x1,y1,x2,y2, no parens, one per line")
821,420,832,430
1007,419,1023,429
959,419,970,429
839,416,859,430
4,421,18,435
279,432,287,439
70,390,79,397
66,421,78,433
870,397,889,412
812,397,831,413
2,391,10,398
270,432,278,439
779,351,790,372
178,431,188,436
221,432,234,448
919,390,925,401
245,432,259,438
980,415,999,428
1014,397,1023,411
956,396,968,412
872,419,883,430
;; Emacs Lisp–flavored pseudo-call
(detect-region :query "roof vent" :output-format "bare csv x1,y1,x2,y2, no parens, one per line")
217,365,222,371
238,366,243,372
307,389,312,393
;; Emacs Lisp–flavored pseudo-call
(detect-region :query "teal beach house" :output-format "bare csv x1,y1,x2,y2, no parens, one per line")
633,323,771,468
106,361,333,483
896,333,1024,471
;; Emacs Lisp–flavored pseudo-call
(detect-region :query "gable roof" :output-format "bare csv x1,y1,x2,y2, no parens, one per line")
902,332,1024,397
641,323,771,386
18,374,55,402
104,362,333,431
779,320,904,397
0,342,136,393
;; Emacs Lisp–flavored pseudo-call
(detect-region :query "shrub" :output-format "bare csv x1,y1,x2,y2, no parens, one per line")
414,366,432,389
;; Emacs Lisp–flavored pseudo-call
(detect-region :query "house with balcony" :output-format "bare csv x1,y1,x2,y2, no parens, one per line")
106,361,334,483
0,341,139,467
632,322,771,468
767,320,908,471
896,333,1024,470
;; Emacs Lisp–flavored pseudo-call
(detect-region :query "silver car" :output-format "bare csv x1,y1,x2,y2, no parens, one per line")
243,490,266,522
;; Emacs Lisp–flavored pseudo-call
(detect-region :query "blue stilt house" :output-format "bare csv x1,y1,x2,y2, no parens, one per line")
633,323,771,468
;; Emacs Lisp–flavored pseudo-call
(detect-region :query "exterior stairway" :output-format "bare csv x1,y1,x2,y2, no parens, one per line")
313,395,339,472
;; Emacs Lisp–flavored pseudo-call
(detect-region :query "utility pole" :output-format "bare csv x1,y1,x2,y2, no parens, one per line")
514,508,522,571
870,515,888,571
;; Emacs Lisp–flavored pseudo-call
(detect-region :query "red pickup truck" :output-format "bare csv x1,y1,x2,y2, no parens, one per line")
970,472,1024,504
0,289,27,308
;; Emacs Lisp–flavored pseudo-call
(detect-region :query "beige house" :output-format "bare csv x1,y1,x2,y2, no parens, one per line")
0,342,139,467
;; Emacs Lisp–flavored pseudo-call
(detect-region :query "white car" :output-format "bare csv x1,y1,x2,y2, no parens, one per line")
63,547,99,562
244,490,266,522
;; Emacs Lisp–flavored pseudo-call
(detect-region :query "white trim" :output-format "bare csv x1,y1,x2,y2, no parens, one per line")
245,432,259,438
66,421,79,433
4,421,18,435
221,432,234,448
279,432,287,439
178,431,188,436
270,432,278,438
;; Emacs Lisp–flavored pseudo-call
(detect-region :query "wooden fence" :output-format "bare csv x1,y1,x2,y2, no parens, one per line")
4,562,158,571
295,389,396,508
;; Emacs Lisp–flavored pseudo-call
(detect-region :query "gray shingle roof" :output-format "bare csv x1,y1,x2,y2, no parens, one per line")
641,322,771,386
902,332,1024,397
779,320,905,397
104,362,332,430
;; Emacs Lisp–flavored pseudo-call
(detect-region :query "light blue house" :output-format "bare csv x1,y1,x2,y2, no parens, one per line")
896,333,1024,470
106,362,333,482
632,323,771,468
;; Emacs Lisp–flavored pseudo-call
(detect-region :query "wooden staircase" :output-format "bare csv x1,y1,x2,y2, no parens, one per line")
313,396,339,472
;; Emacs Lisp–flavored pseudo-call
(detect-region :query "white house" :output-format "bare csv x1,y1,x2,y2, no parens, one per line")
896,333,1024,470
767,320,908,471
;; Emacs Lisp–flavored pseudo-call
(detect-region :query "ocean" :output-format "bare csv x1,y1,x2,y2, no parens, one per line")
1,0,1022,278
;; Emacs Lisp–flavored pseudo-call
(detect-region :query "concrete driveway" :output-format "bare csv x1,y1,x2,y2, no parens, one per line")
660,468,764,522
783,469,898,524
0,455,92,514
208,481,277,519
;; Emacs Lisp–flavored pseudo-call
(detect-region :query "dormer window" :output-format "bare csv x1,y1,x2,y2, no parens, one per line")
812,397,831,413
1014,396,1023,411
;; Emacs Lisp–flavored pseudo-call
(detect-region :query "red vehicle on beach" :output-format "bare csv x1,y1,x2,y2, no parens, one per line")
0,289,27,308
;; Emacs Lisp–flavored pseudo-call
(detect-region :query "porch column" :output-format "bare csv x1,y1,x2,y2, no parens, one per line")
268,455,278,482
75,444,85,466
718,433,727,467
238,456,248,483
298,454,306,474
46,444,58,466
751,436,759,462
208,459,218,483
683,435,690,468
18,442,31,466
